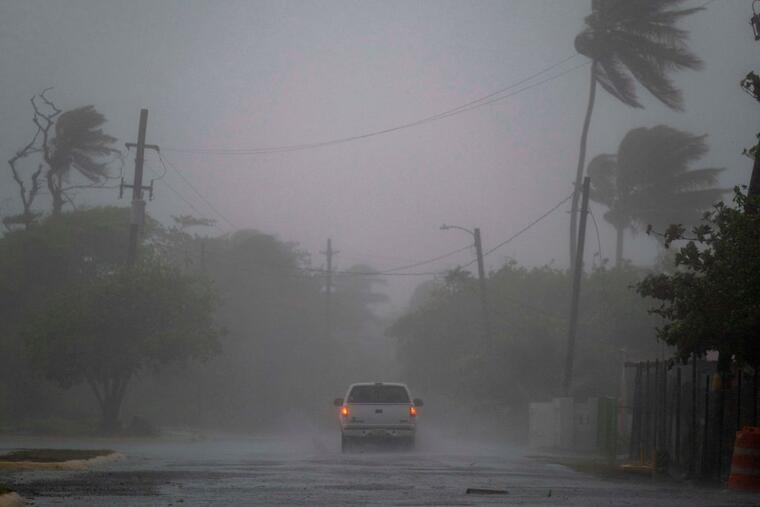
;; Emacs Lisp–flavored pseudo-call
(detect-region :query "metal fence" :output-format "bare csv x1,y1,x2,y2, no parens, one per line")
625,358,760,481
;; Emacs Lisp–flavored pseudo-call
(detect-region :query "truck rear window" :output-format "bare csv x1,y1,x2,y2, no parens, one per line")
347,385,410,404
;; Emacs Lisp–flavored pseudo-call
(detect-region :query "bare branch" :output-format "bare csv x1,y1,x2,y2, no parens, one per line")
38,87,62,115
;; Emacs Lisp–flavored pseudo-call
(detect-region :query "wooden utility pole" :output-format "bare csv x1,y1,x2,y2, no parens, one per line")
563,176,591,395
123,109,155,266
322,238,337,341
473,228,492,351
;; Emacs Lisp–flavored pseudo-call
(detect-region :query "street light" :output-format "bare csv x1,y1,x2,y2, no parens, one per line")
440,223,492,352
440,224,474,235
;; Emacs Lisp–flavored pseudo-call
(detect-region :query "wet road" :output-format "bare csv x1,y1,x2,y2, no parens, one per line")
2,433,758,506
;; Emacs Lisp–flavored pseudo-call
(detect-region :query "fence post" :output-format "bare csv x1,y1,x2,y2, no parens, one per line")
654,359,660,458
738,368,743,432
629,363,642,461
702,374,710,478
718,372,726,481
663,361,669,456
691,354,697,476
754,369,758,427
676,366,682,465
644,361,651,463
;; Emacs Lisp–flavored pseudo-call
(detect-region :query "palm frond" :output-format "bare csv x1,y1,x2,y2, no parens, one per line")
669,167,724,190
579,0,702,110
594,57,641,108
614,48,684,110
70,151,109,181
50,105,118,184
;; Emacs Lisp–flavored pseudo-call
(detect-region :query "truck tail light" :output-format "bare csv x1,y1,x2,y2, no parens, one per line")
340,405,350,417
409,405,417,417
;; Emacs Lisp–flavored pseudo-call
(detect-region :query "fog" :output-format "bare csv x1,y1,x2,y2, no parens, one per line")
0,0,758,463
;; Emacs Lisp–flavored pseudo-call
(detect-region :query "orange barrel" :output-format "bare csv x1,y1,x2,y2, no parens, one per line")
728,426,760,490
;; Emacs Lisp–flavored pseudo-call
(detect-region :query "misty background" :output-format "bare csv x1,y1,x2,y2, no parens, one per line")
0,0,757,437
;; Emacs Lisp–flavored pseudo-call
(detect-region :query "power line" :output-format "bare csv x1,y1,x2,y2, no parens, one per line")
312,192,574,278
163,55,584,156
157,152,238,231
455,192,575,269
157,177,219,230
380,243,473,273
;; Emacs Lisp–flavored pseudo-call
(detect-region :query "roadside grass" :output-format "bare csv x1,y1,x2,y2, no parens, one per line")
0,449,114,463
1,417,98,436
0,484,12,494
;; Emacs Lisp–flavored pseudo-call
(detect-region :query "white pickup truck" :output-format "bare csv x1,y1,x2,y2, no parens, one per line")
333,382,423,452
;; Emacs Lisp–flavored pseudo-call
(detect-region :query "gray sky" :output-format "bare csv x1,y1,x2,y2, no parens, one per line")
1,0,757,311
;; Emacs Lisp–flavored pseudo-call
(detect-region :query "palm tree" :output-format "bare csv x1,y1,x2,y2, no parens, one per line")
45,105,119,214
588,125,725,267
570,0,704,265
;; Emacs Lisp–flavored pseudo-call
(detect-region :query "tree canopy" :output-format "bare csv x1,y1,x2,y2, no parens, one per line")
25,258,222,431
636,190,760,371
588,125,726,266
569,0,703,264
389,261,663,411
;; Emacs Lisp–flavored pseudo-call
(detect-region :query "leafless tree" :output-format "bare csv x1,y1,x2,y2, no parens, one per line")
4,88,60,230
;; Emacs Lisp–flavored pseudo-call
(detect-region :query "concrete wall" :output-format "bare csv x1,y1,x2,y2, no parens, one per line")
529,396,616,452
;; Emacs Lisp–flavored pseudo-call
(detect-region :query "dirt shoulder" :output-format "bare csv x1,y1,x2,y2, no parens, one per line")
0,491,23,507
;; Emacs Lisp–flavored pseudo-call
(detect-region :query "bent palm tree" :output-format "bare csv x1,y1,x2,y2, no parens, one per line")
570,0,704,265
46,105,119,214
588,125,726,267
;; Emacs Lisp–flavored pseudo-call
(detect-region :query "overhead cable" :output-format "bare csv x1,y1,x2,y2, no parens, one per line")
163,55,583,156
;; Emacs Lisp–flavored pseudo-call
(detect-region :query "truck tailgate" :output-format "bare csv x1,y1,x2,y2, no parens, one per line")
347,404,412,426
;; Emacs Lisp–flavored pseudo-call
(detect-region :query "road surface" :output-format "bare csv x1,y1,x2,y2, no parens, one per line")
1,432,757,506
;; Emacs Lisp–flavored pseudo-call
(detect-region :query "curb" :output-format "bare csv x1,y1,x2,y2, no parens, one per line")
0,452,125,471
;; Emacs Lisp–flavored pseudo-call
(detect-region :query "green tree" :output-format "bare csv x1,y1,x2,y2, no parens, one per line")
570,0,703,264
389,261,662,410
25,259,221,432
588,125,725,266
44,106,119,214
636,189,760,371
0,207,145,425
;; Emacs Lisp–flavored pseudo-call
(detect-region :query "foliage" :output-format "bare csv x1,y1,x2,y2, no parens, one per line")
741,71,760,103
121,228,393,430
0,207,153,426
172,214,217,230
575,0,704,111
50,106,118,181
588,125,726,265
636,189,760,370
0,208,391,432
389,261,663,409
24,258,221,431
570,0,703,263
5,91,120,217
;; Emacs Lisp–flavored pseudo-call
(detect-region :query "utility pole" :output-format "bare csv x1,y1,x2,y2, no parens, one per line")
473,228,492,351
441,224,492,351
321,238,338,341
121,109,157,266
563,176,591,395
